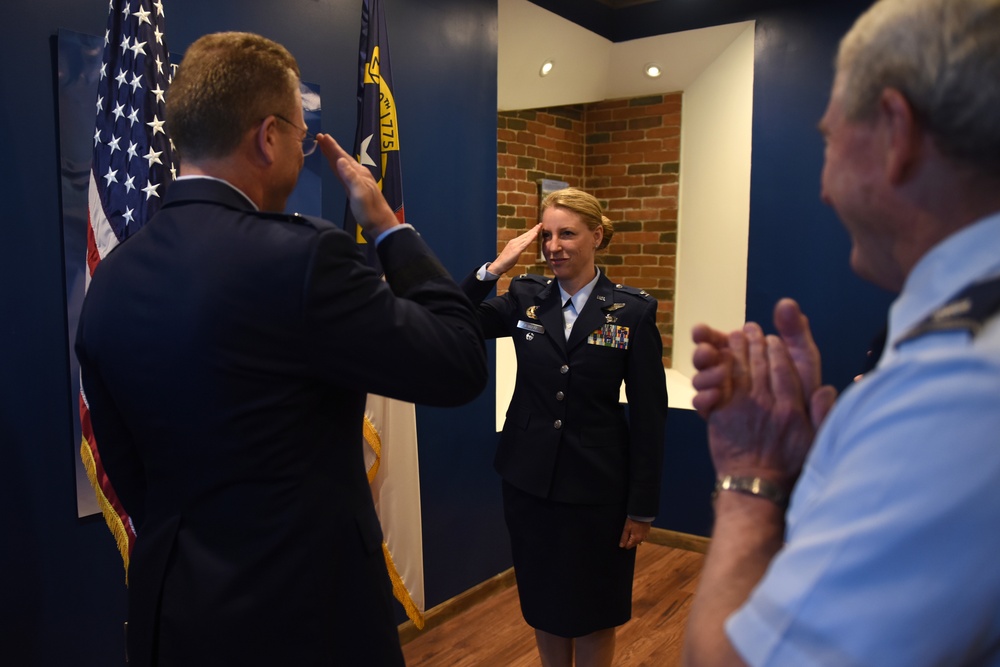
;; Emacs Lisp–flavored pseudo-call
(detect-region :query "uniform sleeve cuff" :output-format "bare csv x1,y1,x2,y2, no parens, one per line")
476,262,501,281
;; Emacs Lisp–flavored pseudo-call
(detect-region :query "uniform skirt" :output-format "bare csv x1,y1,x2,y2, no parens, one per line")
502,481,637,638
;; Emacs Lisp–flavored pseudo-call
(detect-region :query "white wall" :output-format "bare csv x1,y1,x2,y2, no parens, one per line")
498,0,610,110
498,0,750,110
673,22,754,380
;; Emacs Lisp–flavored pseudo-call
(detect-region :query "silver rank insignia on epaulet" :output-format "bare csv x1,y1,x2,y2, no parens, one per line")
614,283,650,298
896,274,1000,346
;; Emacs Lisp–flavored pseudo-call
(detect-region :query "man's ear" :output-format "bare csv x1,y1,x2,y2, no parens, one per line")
255,116,278,166
880,88,923,185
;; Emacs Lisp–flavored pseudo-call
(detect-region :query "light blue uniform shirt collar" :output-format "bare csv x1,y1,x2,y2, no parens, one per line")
558,268,601,339
558,267,601,312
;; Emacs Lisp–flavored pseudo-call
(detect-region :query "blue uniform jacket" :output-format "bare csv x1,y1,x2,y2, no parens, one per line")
462,270,668,517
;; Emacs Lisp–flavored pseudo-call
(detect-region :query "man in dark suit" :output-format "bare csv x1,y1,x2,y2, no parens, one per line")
75,32,486,666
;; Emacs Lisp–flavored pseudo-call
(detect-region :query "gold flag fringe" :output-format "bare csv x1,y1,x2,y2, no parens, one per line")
364,413,423,628
364,415,381,484
80,437,130,583
382,541,425,629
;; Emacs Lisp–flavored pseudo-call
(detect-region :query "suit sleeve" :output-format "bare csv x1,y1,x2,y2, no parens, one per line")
75,307,147,527
302,226,487,406
623,296,668,517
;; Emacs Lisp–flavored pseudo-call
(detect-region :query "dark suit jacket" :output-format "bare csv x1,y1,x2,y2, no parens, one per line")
75,179,486,666
462,270,667,517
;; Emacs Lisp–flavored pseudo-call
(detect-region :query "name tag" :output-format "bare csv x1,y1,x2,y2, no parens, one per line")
588,324,629,349
517,320,545,334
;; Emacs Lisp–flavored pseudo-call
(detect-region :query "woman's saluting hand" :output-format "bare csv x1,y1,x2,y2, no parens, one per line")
487,224,541,275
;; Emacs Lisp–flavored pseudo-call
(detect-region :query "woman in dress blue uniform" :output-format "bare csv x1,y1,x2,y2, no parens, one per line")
462,188,668,666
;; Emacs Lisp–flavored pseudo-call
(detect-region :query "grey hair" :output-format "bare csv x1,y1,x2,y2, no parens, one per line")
836,0,1000,173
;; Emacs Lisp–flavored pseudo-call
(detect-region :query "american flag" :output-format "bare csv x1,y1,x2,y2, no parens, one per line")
79,0,174,572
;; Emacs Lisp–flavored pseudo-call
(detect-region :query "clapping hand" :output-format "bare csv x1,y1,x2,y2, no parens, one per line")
691,299,837,488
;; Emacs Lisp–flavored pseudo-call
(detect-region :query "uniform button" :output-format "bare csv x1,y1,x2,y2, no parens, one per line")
559,364,569,374
555,391,565,401
553,420,563,429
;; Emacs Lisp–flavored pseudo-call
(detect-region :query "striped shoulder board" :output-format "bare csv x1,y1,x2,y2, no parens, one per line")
896,274,1000,346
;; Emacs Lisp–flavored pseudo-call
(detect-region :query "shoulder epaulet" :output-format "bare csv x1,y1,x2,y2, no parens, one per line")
612,283,653,299
896,274,1000,346
511,273,551,286
252,210,331,232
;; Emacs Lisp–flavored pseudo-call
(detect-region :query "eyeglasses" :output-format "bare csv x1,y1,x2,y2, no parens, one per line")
273,114,318,157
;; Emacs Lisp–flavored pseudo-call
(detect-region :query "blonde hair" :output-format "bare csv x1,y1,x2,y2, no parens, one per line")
540,188,615,250
166,32,301,161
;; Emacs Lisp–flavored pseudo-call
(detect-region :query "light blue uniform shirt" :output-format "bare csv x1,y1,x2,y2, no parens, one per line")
728,212,1000,666
557,269,601,339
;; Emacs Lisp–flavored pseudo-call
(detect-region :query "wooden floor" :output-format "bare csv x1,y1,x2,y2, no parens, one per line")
402,543,705,666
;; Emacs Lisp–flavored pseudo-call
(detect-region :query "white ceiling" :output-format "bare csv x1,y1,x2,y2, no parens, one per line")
498,0,751,110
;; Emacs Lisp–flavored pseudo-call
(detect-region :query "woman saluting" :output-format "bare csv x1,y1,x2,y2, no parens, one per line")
462,188,668,666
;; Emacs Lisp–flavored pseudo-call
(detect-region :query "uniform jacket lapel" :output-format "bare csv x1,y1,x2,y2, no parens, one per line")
566,274,616,351
533,279,567,355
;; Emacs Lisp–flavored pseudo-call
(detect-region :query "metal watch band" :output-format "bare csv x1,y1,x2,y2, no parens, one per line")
714,475,788,507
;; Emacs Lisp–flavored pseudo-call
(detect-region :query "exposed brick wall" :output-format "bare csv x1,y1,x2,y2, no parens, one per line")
496,93,681,364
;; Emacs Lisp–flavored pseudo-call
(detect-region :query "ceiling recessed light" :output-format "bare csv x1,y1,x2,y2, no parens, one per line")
644,63,662,78
539,60,554,77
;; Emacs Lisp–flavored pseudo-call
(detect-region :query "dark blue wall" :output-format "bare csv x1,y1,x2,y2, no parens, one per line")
747,2,894,390
1,0,896,664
